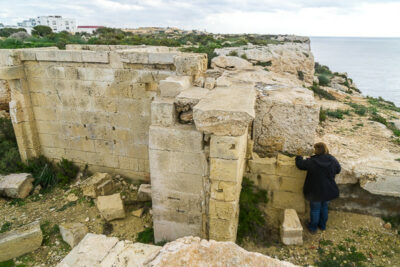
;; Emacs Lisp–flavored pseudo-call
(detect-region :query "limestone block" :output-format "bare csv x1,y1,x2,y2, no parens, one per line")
253,86,319,157
193,86,255,136
59,223,88,248
81,172,114,198
57,233,119,267
208,217,238,242
210,158,244,183
19,50,37,61
0,65,24,80
137,184,152,201
152,189,203,217
193,76,205,87
149,125,203,153
151,97,177,126
55,51,83,62
280,209,303,245
159,76,191,97
0,221,43,262
148,52,177,64
149,149,208,177
81,51,109,63
204,77,216,89
276,154,307,178
96,193,126,221
174,54,207,77
210,131,247,160
209,199,238,220
210,180,241,202
175,86,209,111
211,55,253,71
99,240,161,267
247,155,277,175
0,173,34,199
35,50,57,61
151,172,204,195
272,191,305,213
152,206,202,226
0,80,10,110
361,174,400,197
154,220,202,243
279,176,305,193
118,51,149,64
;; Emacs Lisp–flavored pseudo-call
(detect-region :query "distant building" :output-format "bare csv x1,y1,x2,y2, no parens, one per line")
17,16,76,33
76,26,104,34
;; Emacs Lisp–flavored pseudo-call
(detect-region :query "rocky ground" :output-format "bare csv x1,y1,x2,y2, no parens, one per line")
0,176,152,266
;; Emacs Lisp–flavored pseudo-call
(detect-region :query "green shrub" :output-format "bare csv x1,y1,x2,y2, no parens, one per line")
309,84,336,100
255,61,272,67
314,62,332,76
346,102,368,116
0,221,12,233
56,158,79,186
318,75,330,86
0,118,24,174
240,54,248,60
136,228,154,244
319,108,327,122
369,114,387,125
297,70,304,81
237,177,268,243
227,50,238,56
326,109,350,120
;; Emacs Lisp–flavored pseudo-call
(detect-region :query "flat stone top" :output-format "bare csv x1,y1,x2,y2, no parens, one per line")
282,209,303,231
0,173,32,186
257,85,316,106
0,221,41,242
175,87,210,106
194,86,256,117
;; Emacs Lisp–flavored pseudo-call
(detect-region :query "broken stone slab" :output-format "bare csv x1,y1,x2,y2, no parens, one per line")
159,76,191,98
132,208,144,218
137,184,152,202
211,55,253,71
0,221,43,262
146,236,298,266
0,173,34,199
193,86,256,136
280,209,303,245
360,170,400,197
100,240,161,267
59,223,88,248
96,193,126,221
57,233,119,267
175,86,209,112
81,172,114,198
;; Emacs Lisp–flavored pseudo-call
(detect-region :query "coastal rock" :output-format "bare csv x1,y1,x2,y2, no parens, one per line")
145,236,298,266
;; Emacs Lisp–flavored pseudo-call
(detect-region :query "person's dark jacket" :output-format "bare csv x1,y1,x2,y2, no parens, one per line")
295,154,341,202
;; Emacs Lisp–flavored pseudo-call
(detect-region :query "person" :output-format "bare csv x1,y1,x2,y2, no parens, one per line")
295,142,341,234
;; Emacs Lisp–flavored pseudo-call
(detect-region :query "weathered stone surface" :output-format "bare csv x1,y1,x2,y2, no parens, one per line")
81,172,114,198
281,209,303,245
159,76,191,98
132,208,144,217
210,132,247,160
59,223,88,248
96,193,126,221
204,77,216,89
151,97,177,126
193,86,256,136
0,173,34,199
146,236,298,266
137,184,152,201
211,55,253,71
0,80,10,111
253,85,319,156
175,86,209,111
100,240,161,267
0,221,42,262
174,54,207,77
57,233,119,267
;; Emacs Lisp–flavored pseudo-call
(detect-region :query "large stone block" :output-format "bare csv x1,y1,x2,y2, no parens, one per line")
210,131,247,160
137,184,152,201
151,172,204,195
209,199,238,220
154,220,202,243
0,65,24,80
280,209,303,245
210,180,241,202
0,80,10,111
193,86,255,136
253,86,319,157
148,52,177,64
151,97,177,126
59,223,88,248
210,158,244,183
57,233,118,267
0,173,34,199
208,217,238,242
152,189,203,215
149,125,203,153
159,76,191,97
81,172,115,198
272,191,305,213
174,54,207,77
96,193,126,221
0,221,42,262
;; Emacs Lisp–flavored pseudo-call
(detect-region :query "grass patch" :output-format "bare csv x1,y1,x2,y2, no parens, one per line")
346,102,368,116
0,118,24,174
325,109,350,120
237,177,268,244
9,198,26,207
40,221,61,246
227,50,238,56
240,54,248,60
0,221,12,233
309,84,336,100
367,96,400,113
319,108,327,122
255,61,272,67
136,228,154,244
315,241,368,267
56,201,77,212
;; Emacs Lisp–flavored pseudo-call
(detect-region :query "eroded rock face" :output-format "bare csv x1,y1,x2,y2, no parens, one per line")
253,85,319,157
145,236,298,266
211,55,253,71
214,43,315,84
0,80,10,111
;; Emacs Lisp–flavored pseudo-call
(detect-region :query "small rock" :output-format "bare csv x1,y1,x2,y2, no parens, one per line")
384,223,392,229
59,223,88,248
129,184,137,191
66,193,78,202
85,217,89,222
96,193,125,221
81,173,115,198
0,173,34,199
137,184,152,202
132,208,144,218
33,185,42,195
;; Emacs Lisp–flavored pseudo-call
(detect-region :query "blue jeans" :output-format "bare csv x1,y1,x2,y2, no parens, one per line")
309,201,329,232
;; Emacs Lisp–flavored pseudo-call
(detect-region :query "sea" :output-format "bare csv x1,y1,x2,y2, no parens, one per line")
310,37,400,106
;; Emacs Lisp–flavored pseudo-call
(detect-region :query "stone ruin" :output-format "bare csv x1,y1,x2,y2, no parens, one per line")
0,42,380,244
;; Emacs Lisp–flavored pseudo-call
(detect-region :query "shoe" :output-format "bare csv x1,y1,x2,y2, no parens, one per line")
307,225,318,235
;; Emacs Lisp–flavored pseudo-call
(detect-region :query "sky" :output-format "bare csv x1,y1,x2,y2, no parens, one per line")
0,0,400,37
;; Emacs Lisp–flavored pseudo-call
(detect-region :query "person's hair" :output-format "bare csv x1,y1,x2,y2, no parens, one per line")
314,142,329,155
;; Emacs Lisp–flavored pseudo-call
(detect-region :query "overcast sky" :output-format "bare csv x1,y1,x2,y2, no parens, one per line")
1,0,400,37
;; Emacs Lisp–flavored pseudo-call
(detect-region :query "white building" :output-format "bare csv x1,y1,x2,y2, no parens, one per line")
17,16,76,33
76,26,104,34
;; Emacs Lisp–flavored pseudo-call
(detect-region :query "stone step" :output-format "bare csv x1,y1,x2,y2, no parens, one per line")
280,209,303,245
